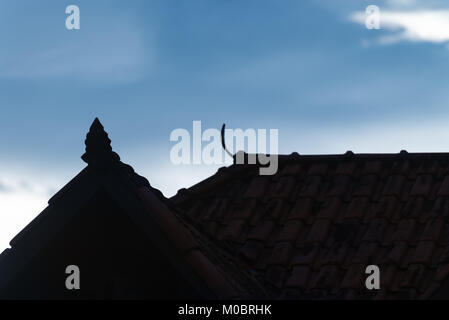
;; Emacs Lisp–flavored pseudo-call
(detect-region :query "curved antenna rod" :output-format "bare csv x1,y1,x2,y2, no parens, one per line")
221,123,234,157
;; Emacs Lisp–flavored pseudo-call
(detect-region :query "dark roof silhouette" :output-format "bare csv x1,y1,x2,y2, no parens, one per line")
3,119,449,299
0,119,265,299
172,151,449,299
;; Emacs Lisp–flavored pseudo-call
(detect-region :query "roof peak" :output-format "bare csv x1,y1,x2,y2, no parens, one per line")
81,118,120,168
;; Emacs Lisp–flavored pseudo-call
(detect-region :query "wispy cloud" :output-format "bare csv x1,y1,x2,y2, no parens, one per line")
0,168,64,251
351,4,449,46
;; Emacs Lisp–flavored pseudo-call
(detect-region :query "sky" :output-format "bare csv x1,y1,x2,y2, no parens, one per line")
2,0,449,250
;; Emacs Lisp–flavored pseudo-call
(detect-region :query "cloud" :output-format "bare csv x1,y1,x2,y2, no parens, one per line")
0,167,64,252
350,7,449,45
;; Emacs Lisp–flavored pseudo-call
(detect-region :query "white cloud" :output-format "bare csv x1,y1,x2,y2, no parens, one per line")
0,166,65,252
351,8,449,45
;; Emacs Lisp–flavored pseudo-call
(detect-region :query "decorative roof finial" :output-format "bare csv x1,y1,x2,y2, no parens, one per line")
81,118,120,168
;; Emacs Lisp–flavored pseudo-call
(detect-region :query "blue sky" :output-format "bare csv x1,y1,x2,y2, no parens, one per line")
2,0,449,249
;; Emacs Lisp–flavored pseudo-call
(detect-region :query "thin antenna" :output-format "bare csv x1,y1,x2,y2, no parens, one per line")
221,123,233,157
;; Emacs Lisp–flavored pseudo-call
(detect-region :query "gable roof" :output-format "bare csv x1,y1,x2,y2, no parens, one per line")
171,151,449,299
0,119,266,299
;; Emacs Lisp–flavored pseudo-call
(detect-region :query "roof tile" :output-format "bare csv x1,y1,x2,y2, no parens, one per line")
382,175,405,197
239,240,264,263
270,176,296,199
311,265,340,293
438,175,449,196
411,174,433,196
286,266,311,289
400,264,430,291
300,176,322,197
344,197,369,220
317,197,342,220
306,219,331,243
243,177,269,199
327,175,351,197
421,218,445,242
411,241,436,265
269,242,293,266
392,219,417,242
362,161,383,175
336,162,357,176
353,174,378,197
341,264,364,289
232,199,258,220
307,163,328,176
248,220,276,242
265,265,287,289
287,198,314,222
219,219,246,243
292,243,320,266
277,220,304,242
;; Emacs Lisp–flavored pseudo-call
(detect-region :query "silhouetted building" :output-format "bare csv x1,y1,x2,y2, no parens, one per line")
2,119,449,299
0,119,264,299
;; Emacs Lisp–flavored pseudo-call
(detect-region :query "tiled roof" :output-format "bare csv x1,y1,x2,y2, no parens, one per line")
171,151,449,299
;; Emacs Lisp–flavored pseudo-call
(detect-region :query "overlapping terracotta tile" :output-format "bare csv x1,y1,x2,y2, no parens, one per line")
276,220,304,243
336,162,357,176
268,242,293,266
353,174,378,197
390,159,412,175
270,176,296,200
265,265,287,289
280,163,302,176
307,163,328,176
219,219,246,243
327,175,351,197
382,175,405,197
239,240,264,263
243,176,269,199
369,196,401,223
291,243,320,266
300,175,322,197
317,197,342,220
361,218,390,243
352,241,379,264
310,265,341,294
232,198,259,220
344,197,369,220
438,175,449,196
400,264,430,290
383,241,409,266
362,161,384,175
340,264,365,289
411,241,436,265
306,219,332,244
421,218,445,242
247,220,276,243
410,174,433,196
392,219,417,242
264,199,287,222
287,197,314,222
285,265,311,290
